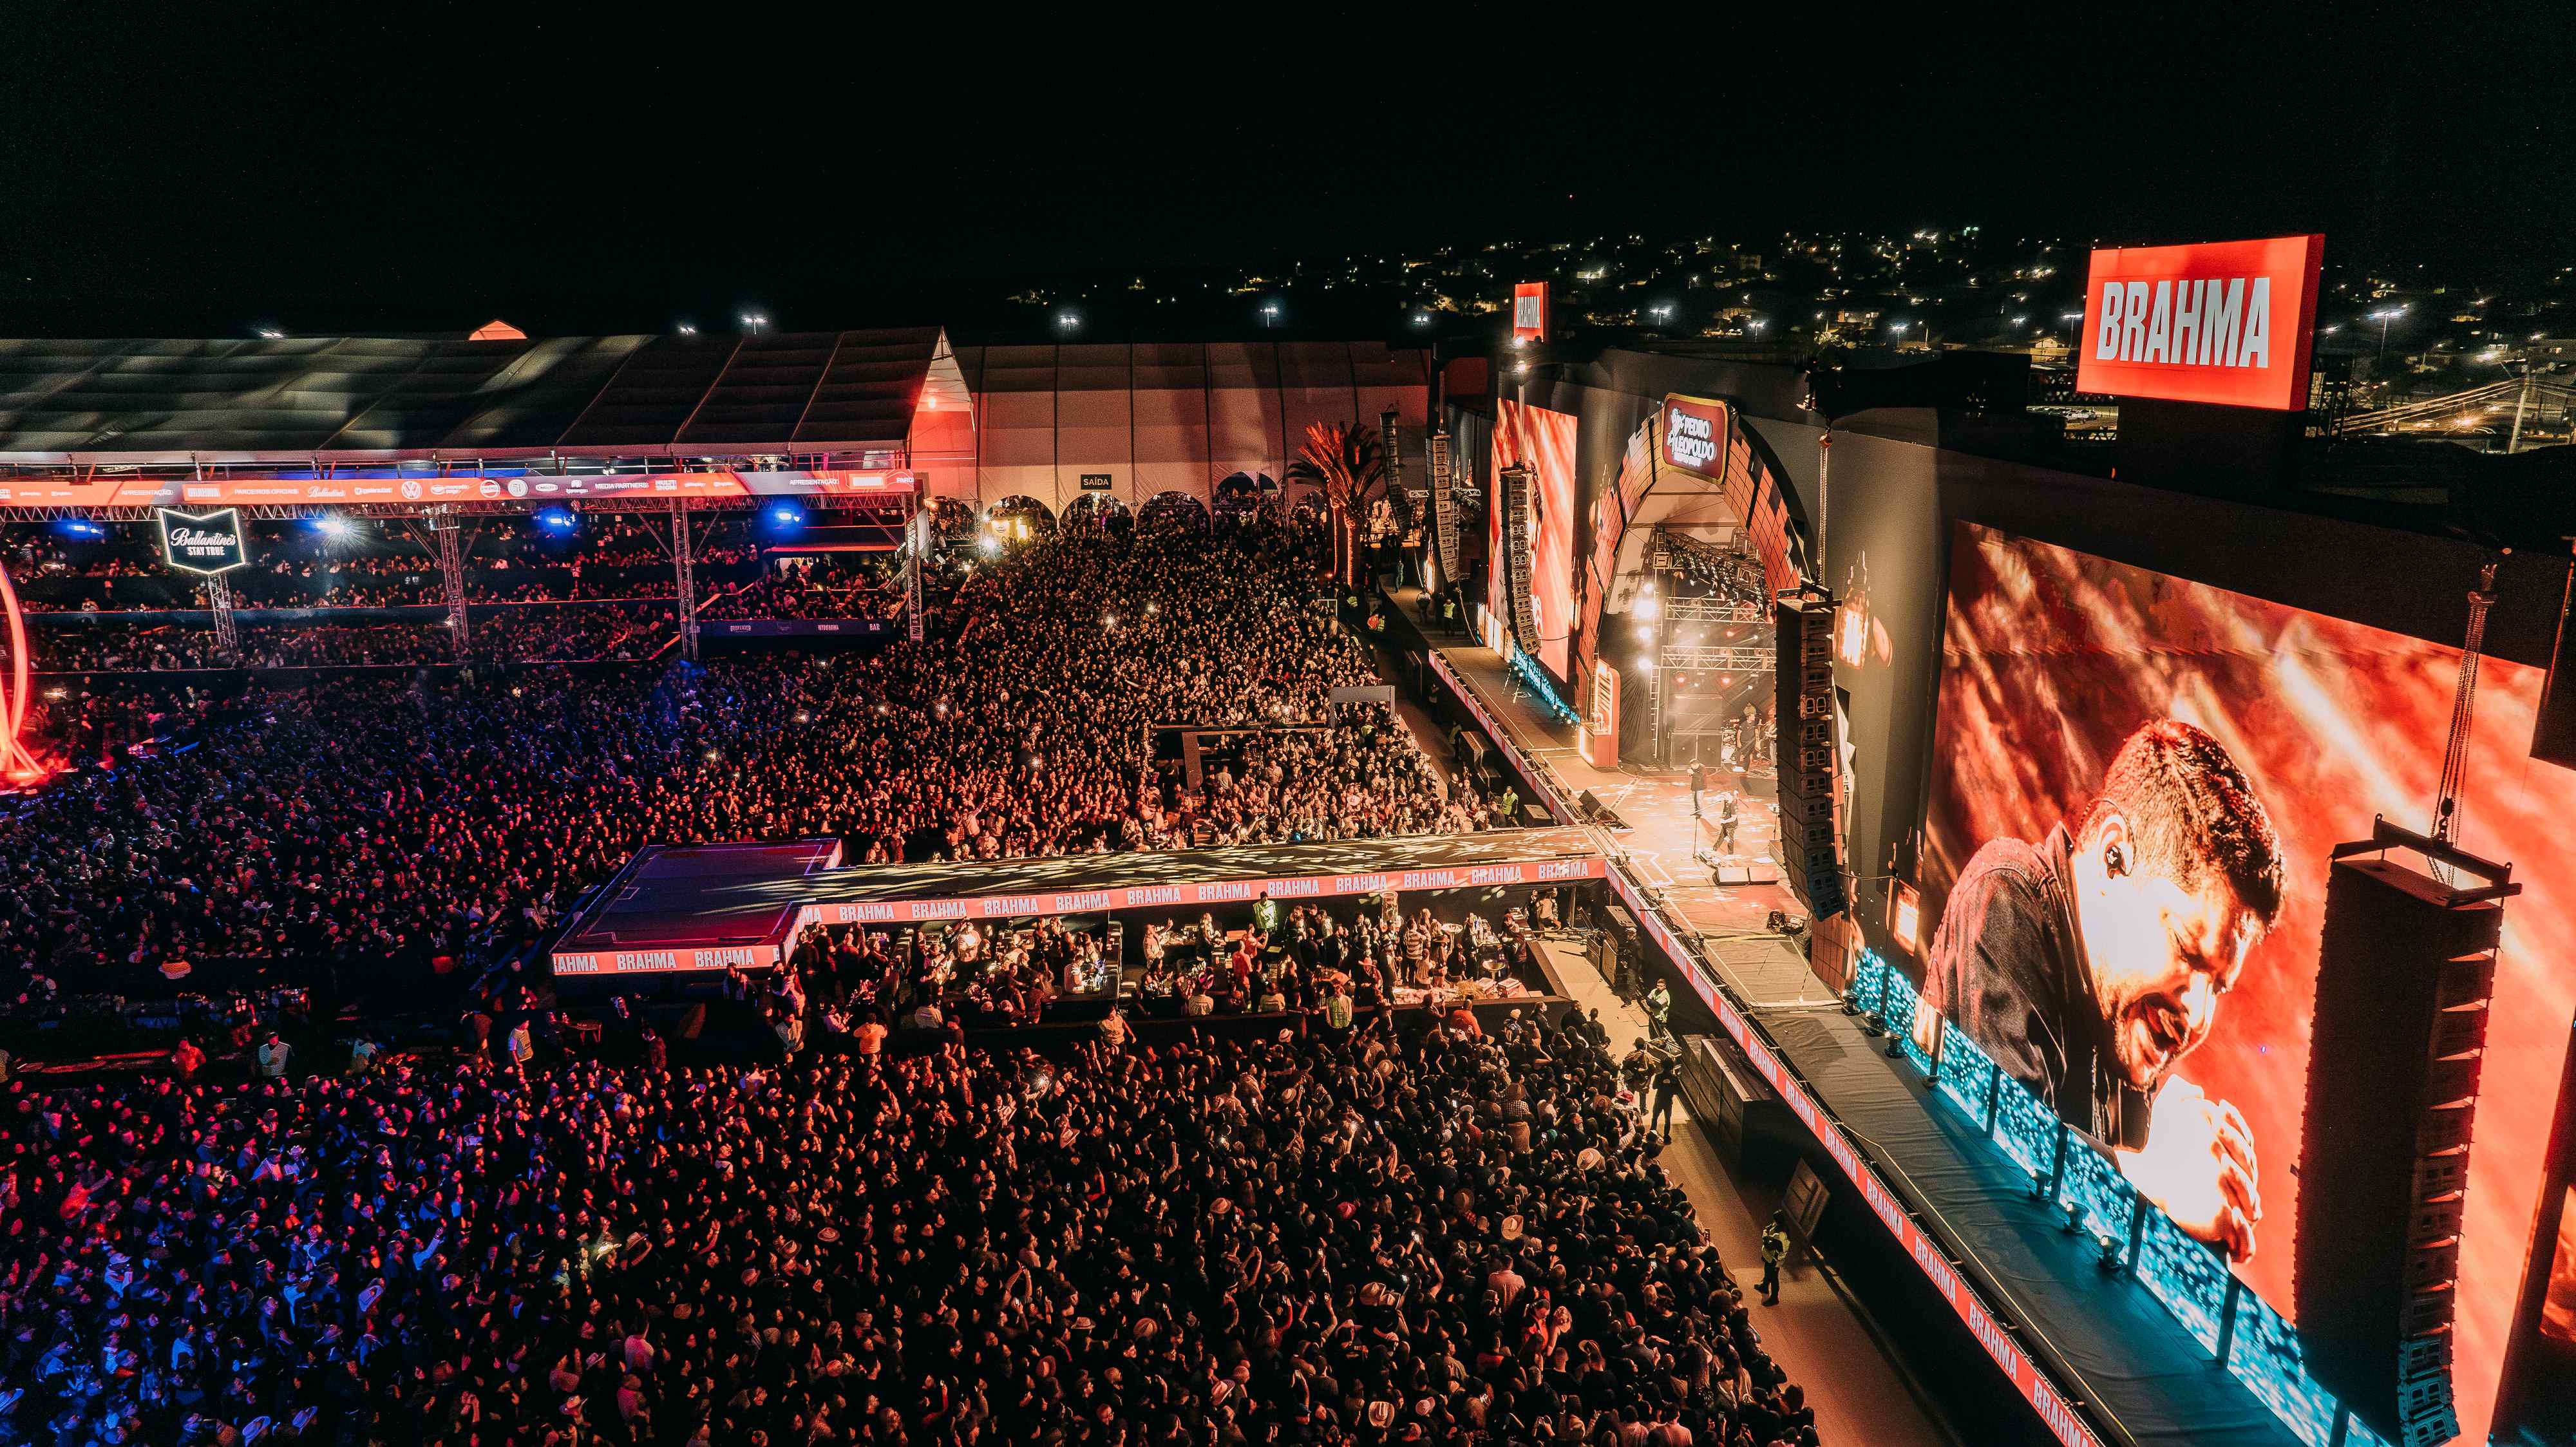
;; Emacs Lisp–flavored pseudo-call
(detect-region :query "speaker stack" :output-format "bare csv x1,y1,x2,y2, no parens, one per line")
1500,463,1541,657
1772,593,1844,919
2296,822,2518,1447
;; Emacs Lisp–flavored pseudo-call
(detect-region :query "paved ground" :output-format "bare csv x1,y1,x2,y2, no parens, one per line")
1545,939,1954,1447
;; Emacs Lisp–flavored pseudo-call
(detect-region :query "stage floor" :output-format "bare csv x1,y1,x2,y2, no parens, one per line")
1404,614,1795,939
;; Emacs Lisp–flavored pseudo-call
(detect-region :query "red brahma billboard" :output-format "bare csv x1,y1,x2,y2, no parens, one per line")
1511,282,1549,343
2075,234,2324,411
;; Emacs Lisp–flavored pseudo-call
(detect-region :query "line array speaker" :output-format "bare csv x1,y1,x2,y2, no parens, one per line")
1772,593,1844,918
2297,831,2517,1447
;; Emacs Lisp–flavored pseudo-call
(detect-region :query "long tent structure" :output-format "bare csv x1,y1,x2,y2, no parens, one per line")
0,330,1432,516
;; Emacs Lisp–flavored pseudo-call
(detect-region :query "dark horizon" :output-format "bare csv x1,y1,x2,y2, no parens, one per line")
5,5,2568,337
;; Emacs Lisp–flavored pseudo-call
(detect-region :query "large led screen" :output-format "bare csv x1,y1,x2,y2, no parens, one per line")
1918,522,2576,1442
1488,401,1579,682
1576,419,1655,686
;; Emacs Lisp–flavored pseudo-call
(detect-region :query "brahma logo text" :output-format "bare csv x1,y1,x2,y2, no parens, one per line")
2090,277,2270,370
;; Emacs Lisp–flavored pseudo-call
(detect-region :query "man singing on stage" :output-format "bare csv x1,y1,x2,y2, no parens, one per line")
1918,718,2284,1262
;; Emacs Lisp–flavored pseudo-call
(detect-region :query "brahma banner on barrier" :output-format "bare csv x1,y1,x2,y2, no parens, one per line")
792,857,1606,932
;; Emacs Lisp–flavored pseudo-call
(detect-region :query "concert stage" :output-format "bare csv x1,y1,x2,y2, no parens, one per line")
1417,629,2306,1447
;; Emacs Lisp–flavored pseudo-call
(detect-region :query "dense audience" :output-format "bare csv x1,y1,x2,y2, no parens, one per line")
1,530,1470,998
1132,898,1539,1019
772,893,1542,1041
702,569,905,622
26,606,674,672
0,1010,1822,1447
5,516,756,616
0,520,1839,1447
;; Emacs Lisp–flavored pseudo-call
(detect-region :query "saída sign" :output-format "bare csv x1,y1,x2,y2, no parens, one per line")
156,507,250,575
2075,234,2324,411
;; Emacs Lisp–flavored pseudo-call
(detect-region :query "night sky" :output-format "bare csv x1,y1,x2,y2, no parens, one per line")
4,5,2566,336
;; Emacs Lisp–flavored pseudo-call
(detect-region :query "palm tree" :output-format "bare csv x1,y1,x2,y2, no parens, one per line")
1285,421,1385,591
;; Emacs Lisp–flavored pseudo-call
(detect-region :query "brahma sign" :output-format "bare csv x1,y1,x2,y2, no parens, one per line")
1511,282,1549,343
2076,234,2324,411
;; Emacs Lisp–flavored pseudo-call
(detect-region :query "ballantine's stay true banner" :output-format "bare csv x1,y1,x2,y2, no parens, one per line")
2076,233,2324,411
155,507,250,574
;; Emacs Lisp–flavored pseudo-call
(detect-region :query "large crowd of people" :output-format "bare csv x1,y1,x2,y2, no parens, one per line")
0,529,1472,1002
701,566,905,623
757,891,1545,1045
0,518,1845,1447
0,1009,1821,1447
4,516,757,616
24,606,675,673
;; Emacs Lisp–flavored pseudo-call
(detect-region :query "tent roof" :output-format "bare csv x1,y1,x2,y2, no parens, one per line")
0,328,956,463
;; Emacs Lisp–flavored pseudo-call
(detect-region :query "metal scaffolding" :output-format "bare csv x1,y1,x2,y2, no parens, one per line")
205,571,240,662
1665,598,1770,626
1658,644,1774,672
670,500,699,662
427,507,471,657
904,499,927,643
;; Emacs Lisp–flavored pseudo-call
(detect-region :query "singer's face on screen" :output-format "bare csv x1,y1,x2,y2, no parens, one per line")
2071,818,2263,1090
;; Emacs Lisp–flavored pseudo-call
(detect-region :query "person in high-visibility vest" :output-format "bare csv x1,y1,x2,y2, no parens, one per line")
1759,1212,1790,1305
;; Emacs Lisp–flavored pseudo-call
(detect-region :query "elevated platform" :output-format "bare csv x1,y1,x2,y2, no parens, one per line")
553,828,1602,978
790,826,1600,928
551,839,844,976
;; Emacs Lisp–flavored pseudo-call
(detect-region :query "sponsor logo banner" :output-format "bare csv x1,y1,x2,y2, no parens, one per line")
1511,282,1549,343
1659,395,1728,476
552,944,775,975
156,507,250,574
783,859,1605,933
2074,233,2324,411
102,469,915,509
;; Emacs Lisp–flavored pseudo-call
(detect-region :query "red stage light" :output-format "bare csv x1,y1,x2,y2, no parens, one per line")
0,557,55,788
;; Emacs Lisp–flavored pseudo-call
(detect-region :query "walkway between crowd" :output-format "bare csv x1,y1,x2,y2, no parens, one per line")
1401,596,1952,1447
